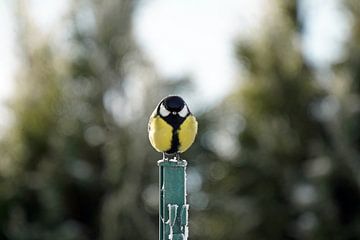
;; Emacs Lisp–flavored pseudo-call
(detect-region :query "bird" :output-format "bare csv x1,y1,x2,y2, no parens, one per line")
148,95,198,160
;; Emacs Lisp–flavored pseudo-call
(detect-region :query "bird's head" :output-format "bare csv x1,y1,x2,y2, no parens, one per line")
159,95,189,118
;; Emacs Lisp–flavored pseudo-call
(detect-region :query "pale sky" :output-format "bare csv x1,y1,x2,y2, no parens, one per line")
300,0,350,68
0,1,17,134
0,0,349,132
134,0,265,105
0,1,16,103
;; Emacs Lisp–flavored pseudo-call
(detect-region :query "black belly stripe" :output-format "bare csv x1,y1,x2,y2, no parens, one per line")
166,128,179,154
162,114,185,154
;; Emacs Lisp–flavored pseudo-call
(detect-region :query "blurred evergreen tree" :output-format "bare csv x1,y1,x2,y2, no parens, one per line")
2,0,360,240
192,0,360,240
0,0,183,239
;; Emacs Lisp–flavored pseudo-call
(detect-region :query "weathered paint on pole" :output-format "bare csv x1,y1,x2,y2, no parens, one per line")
158,159,189,240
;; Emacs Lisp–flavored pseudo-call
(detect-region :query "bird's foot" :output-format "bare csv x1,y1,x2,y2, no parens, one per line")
163,153,181,162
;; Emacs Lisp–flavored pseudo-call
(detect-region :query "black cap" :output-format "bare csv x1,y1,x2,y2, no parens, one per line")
163,96,185,112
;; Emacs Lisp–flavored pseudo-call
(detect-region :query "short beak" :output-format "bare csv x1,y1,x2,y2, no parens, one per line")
172,112,177,115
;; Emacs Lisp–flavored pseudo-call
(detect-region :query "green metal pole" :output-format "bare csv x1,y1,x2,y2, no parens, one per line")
158,159,189,240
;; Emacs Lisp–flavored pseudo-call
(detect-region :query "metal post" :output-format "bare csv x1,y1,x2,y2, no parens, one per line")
158,158,189,240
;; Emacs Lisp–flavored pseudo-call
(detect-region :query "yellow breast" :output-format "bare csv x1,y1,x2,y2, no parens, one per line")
148,115,173,152
178,115,198,153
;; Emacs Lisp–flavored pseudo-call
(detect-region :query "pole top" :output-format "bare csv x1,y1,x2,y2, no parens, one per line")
157,159,187,167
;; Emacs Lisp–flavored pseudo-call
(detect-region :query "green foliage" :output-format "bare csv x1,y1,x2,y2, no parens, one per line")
1,0,360,240
0,1,163,239
192,1,360,240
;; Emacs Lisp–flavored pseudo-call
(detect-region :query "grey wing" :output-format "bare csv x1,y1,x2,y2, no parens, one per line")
148,108,157,132
148,118,151,132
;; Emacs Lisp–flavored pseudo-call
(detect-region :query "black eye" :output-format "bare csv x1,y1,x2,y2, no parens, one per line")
164,96,184,112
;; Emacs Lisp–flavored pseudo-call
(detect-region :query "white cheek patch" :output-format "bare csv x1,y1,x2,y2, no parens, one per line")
159,103,170,117
179,106,189,118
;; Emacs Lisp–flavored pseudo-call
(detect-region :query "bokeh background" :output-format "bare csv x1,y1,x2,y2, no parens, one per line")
1,0,360,239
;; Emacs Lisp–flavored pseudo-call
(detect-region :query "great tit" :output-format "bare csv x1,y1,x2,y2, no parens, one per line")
148,95,198,159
